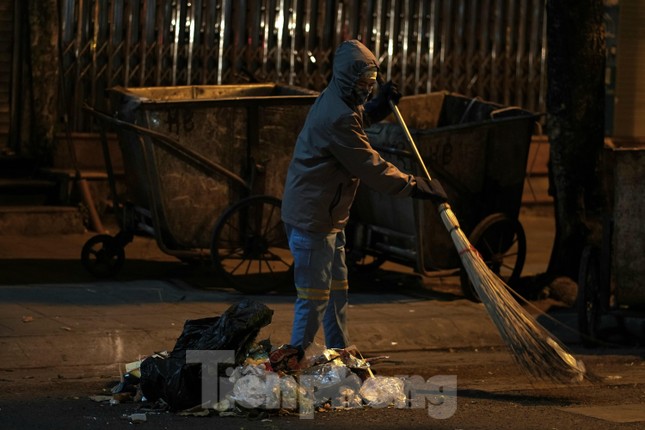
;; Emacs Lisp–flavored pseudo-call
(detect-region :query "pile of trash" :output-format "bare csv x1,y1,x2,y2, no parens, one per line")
108,299,408,416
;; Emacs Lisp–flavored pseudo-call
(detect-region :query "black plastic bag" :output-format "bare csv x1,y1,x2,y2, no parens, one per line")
140,299,273,411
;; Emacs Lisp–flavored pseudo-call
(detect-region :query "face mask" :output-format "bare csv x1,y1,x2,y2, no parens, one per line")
351,87,372,105
351,76,376,105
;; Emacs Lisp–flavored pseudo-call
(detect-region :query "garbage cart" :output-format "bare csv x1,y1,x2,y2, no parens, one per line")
347,92,537,300
577,139,645,346
82,84,318,293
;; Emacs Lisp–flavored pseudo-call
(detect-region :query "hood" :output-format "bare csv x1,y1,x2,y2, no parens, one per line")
330,40,379,106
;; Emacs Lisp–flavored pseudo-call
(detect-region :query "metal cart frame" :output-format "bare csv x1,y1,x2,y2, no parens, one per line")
346,92,538,300
81,84,318,293
577,141,645,346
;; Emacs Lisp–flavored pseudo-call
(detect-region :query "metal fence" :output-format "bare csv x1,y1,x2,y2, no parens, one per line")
59,0,547,131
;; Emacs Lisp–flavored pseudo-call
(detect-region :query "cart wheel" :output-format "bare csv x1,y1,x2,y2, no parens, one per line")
577,246,603,347
81,234,126,278
211,195,293,294
460,213,526,302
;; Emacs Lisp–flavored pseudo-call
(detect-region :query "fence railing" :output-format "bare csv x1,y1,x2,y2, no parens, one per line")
59,0,548,131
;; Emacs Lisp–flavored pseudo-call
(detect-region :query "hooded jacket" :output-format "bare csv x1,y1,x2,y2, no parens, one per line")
281,40,415,233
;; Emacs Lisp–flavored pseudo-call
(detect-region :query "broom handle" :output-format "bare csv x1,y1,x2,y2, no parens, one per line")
387,98,453,218
377,76,433,183
387,100,433,182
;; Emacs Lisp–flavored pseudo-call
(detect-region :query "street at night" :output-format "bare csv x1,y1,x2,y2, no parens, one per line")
1,210,644,429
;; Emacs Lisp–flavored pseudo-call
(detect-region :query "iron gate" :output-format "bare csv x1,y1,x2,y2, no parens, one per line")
59,0,548,131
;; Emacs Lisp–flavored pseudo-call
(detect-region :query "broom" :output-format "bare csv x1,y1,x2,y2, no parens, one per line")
383,86,587,384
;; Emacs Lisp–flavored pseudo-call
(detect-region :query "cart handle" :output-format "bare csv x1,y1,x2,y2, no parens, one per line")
490,106,525,119
84,105,250,191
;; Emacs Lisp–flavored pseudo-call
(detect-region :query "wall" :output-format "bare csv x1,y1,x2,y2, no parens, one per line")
614,0,645,137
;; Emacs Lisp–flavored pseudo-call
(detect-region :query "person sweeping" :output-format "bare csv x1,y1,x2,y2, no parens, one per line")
281,39,447,351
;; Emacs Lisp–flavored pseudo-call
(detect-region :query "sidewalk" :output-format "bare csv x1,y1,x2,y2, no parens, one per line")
0,209,556,381
3,210,645,430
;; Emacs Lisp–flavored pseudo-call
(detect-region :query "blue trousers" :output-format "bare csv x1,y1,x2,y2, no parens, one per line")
285,223,349,350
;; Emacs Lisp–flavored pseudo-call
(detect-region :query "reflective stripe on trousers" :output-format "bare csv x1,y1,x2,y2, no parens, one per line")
285,223,349,350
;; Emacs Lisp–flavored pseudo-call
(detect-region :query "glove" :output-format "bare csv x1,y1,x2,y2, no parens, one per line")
364,80,402,123
410,176,448,204
377,80,402,105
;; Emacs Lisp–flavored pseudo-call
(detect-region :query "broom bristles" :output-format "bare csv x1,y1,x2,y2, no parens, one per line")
439,203,587,384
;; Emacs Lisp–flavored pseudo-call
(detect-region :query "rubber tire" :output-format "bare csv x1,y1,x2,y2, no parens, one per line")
460,213,526,302
211,195,293,294
81,234,126,278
